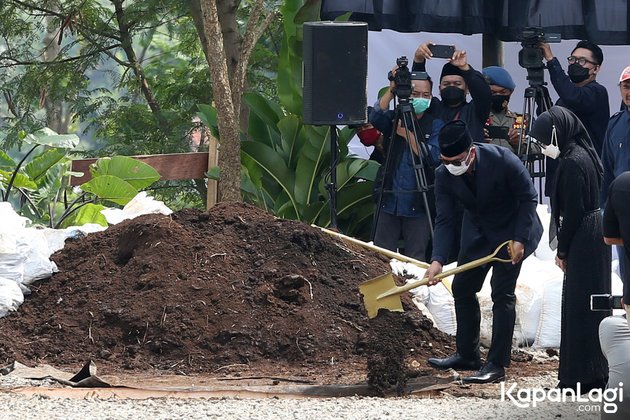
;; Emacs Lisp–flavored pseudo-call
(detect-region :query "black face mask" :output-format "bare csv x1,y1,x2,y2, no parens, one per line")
441,86,466,107
568,63,590,84
490,95,510,113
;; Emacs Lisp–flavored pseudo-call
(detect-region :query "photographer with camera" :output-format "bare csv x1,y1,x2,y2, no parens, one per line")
538,40,610,199
412,42,492,143
539,40,609,155
365,61,442,261
598,171,630,418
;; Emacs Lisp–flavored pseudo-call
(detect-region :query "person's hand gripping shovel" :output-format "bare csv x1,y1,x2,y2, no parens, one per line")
359,240,516,319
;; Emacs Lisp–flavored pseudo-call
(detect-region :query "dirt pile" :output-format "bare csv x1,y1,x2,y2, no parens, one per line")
0,202,452,389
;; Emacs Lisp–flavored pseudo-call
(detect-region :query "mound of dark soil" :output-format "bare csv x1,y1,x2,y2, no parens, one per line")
0,202,452,391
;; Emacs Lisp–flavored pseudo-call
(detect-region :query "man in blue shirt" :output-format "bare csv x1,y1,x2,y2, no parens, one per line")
601,66,630,282
359,70,442,261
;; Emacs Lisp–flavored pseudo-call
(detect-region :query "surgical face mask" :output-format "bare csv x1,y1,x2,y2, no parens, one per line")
568,63,590,84
490,94,510,113
444,148,472,176
411,97,431,114
440,86,466,107
541,125,561,159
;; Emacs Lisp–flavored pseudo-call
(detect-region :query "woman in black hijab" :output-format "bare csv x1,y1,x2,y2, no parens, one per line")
529,106,611,392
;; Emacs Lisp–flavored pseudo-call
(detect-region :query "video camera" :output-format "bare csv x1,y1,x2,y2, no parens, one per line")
518,27,560,87
518,27,561,70
388,56,412,100
591,294,624,311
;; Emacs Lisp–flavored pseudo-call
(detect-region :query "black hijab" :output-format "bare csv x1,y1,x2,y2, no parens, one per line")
529,106,603,249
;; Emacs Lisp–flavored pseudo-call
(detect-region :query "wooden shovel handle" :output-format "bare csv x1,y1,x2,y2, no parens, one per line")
313,225,430,268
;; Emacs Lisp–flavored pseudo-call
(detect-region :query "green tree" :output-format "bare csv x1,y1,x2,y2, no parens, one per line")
0,1,280,204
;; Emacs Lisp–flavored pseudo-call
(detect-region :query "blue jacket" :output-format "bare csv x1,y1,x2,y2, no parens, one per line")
547,58,610,155
601,109,630,207
431,143,543,264
369,105,443,217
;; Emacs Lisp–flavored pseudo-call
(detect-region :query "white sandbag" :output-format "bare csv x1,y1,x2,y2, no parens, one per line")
411,294,440,331
101,191,172,225
514,281,542,346
477,270,526,348
425,283,457,336
0,203,30,286
0,277,24,318
532,276,564,348
0,202,29,253
424,262,458,336
19,228,58,285
0,252,24,285
514,255,560,346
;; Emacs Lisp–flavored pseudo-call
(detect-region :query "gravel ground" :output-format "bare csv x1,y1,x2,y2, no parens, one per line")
0,373,603,420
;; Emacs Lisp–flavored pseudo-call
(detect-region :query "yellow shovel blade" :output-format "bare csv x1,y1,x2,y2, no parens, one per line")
359,273,404,319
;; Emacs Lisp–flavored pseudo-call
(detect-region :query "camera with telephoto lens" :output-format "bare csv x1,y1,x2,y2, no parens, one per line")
590,294,624,311
388,56,412,100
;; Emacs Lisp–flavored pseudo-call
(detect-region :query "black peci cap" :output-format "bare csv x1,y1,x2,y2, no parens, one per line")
438,120,473,157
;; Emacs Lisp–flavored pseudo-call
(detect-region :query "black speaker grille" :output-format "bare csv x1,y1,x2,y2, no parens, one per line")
303,22,368,125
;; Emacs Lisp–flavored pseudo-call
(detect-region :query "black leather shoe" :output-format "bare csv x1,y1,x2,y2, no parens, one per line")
462,362,505,384
427,353,481,371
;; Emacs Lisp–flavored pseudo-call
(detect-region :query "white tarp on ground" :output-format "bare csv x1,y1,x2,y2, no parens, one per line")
0,194,172,318
397,204,624,349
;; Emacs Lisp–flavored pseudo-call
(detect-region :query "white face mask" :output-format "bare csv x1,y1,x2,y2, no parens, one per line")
541,125,561,159
444,149,472,176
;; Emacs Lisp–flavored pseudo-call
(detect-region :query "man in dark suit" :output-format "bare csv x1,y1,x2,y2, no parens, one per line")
425,120,543,384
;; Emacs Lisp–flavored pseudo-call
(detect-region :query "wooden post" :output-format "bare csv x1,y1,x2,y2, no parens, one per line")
482,34,503,68
206,135,219,209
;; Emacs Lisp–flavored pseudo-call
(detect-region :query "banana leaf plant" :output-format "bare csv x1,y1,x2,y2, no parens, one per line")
1,128,160,228
240,92,379,238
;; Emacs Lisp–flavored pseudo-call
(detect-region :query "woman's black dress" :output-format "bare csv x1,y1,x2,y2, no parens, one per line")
555,146,611,387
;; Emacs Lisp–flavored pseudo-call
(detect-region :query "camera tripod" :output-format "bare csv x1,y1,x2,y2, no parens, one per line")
371,97,435,247
518,82,552,203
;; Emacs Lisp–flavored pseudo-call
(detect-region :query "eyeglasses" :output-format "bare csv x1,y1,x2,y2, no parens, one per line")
441,148,472,166
567,56,598,66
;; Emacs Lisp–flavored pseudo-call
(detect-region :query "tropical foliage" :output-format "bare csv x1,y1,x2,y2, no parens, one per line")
0,129,160,228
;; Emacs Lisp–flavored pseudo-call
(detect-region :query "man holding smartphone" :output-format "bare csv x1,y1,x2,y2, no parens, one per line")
413,42,492,143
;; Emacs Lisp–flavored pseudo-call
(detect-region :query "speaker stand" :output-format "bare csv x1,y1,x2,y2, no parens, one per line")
325,126,338,228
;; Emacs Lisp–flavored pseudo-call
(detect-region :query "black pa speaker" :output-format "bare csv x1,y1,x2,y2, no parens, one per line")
303,22,368,126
